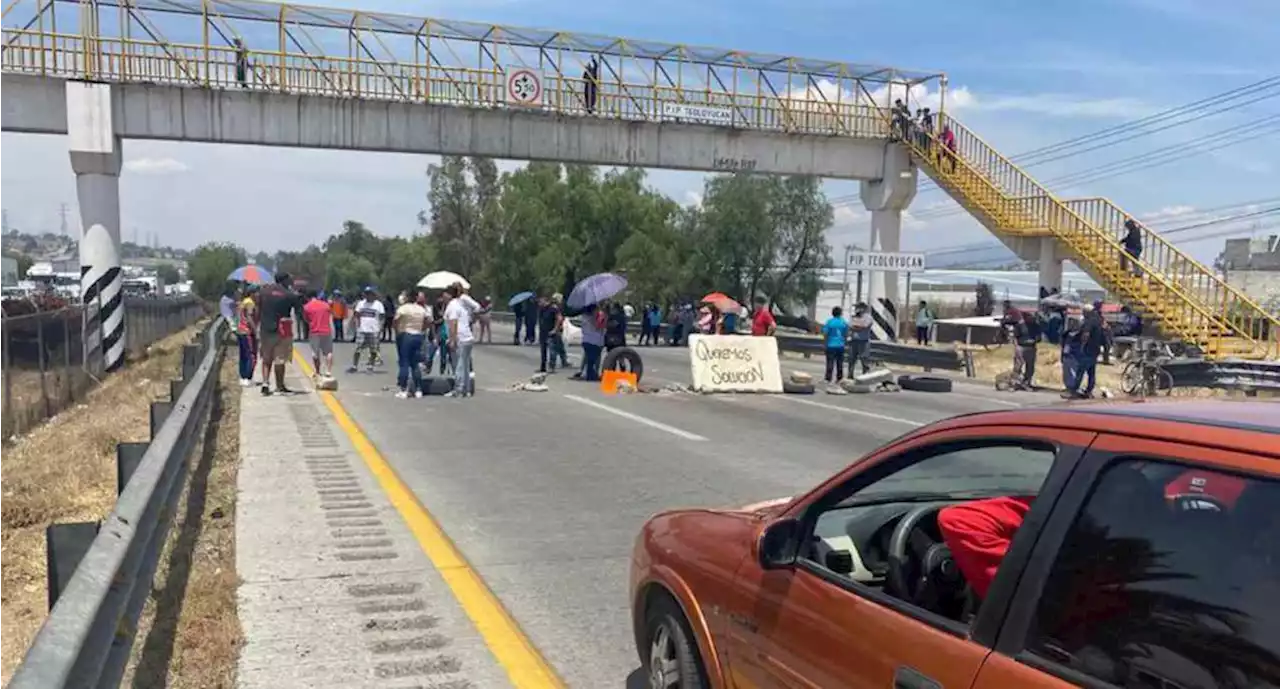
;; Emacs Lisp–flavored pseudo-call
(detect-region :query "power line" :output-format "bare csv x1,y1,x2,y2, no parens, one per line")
910,116,1280,221
824,75,1280,212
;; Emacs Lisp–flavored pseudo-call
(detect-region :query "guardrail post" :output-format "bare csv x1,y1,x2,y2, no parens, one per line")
116,442,149,494
963,351,975,378
150,401,173,438
45,522,100,610
171,378,185,402
181,344,201,380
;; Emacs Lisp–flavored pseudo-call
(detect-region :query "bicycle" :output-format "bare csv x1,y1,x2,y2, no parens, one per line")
1120,339,1175,397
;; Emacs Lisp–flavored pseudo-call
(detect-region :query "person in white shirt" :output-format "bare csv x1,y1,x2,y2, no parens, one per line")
443,283,476,398
348,286,385,373
392,291,431,398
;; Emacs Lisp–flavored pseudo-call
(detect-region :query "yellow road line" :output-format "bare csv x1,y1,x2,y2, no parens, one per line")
293,353,566,688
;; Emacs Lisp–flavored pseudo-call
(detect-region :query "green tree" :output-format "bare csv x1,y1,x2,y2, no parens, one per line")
155,263,181,285
379,234,438,295
188,242,246,299
324,251,378,294
762,175,833,309
275,245,327,285
422,156,483,281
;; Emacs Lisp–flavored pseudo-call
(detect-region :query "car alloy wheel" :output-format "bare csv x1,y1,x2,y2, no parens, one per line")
649,624,681,688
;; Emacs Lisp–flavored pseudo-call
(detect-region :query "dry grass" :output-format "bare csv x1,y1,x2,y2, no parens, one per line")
124,354,243,689
0,322,207,683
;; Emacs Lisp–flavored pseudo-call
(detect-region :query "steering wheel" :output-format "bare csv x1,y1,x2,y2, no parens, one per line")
886,505,964,608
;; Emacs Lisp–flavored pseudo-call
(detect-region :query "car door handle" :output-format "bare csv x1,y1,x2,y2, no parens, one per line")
894,666,941,689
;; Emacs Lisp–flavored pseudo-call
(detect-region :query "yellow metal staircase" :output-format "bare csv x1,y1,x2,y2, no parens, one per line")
905,113,1279,360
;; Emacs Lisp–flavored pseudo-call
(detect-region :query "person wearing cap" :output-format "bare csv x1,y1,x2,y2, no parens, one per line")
349,286,385,373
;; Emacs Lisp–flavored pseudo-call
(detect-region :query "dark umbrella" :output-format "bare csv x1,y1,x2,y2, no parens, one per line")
567,272,627,310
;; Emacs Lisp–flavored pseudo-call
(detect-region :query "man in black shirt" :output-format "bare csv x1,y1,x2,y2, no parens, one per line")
257,272,303,395
1073,304,1105,399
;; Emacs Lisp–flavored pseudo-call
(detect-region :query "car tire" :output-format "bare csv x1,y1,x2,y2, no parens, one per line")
897,374,953,393
420,376,456,396
782,380,816,394
644,595,709,689
602,346,644,382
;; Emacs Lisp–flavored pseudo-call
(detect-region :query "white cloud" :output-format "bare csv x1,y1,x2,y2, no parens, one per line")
1141,205,1197,222
124,157,189,175
684,190,703,207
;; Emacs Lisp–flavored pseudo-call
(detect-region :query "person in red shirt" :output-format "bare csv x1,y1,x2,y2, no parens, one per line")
937,496,1035,599
750,296,776,336
937,468,1236,602
302,290,334,377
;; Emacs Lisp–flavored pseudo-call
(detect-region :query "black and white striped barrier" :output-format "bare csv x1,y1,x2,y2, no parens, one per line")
869,298,897,341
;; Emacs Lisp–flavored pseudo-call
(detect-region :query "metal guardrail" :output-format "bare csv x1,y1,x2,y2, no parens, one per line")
1162,358,1280,393
490,310,967,373
9,318,227,689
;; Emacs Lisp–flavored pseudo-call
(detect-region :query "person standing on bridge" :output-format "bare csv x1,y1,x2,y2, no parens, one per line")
940,125,958,173
583,57,600,115
234,38,250,88
1121,218,1144,277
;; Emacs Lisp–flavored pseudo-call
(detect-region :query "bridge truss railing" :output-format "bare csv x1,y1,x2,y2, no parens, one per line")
2,0,943,140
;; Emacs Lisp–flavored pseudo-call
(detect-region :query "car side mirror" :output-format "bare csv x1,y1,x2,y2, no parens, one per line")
758,519,801,570
825,549,854,575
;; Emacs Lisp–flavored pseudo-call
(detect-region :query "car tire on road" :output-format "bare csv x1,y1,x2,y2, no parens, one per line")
602,346,644,382
644,595,708,689
897,374,953,393
782,380,816,395
420,376,456,396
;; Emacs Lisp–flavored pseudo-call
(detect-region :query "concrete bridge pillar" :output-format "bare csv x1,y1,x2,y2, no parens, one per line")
859,145,918,341
67,81,126,372
1038,237,1063,295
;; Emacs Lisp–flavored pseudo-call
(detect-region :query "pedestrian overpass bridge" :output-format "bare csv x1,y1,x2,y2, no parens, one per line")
3,0,1276,360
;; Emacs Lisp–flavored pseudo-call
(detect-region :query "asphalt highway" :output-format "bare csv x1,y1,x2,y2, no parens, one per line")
323,327,1059,687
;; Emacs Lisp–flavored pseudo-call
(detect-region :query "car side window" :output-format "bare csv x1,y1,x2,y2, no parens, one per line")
803,441,1057,622
1026,457,1280,688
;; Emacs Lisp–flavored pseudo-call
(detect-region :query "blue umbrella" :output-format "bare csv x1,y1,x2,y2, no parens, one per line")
228,264,274,284
567,272,627,310
508,291,536,307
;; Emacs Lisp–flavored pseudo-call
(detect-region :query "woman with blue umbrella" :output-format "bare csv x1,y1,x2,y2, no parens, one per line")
509,291,535,346
567,273,627,381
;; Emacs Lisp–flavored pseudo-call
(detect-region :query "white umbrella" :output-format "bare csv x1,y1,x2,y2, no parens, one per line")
418,271,470,290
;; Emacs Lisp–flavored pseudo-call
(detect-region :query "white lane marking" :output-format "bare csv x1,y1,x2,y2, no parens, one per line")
940,390,1023,408
563,394,709,441
781,396,925,427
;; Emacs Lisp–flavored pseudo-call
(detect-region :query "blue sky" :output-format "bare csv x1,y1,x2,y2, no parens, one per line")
3,0,1277,263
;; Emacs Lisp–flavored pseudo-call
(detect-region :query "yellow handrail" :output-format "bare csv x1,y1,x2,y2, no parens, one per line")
909,113,1277,358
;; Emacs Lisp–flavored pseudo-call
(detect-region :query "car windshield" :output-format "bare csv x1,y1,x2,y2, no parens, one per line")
850,444,1055,504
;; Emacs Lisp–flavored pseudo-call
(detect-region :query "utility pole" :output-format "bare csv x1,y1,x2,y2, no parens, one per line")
840,244,852,312
58,203,70,236
1,208,10,234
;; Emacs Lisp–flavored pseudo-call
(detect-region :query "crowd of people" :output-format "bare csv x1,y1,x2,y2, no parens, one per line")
223,276,491,399
999,296,1143,398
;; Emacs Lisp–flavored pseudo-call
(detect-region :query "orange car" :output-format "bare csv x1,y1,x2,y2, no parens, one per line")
630,401,1280,689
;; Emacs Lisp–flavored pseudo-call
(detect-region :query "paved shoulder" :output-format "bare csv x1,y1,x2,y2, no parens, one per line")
235,367,513,689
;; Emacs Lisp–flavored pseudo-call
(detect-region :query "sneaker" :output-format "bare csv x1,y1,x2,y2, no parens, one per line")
240,379,252,387
276,385,293,395
414,391,423,398
346,366,358,374
260,384,272,396
395,390,409,399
